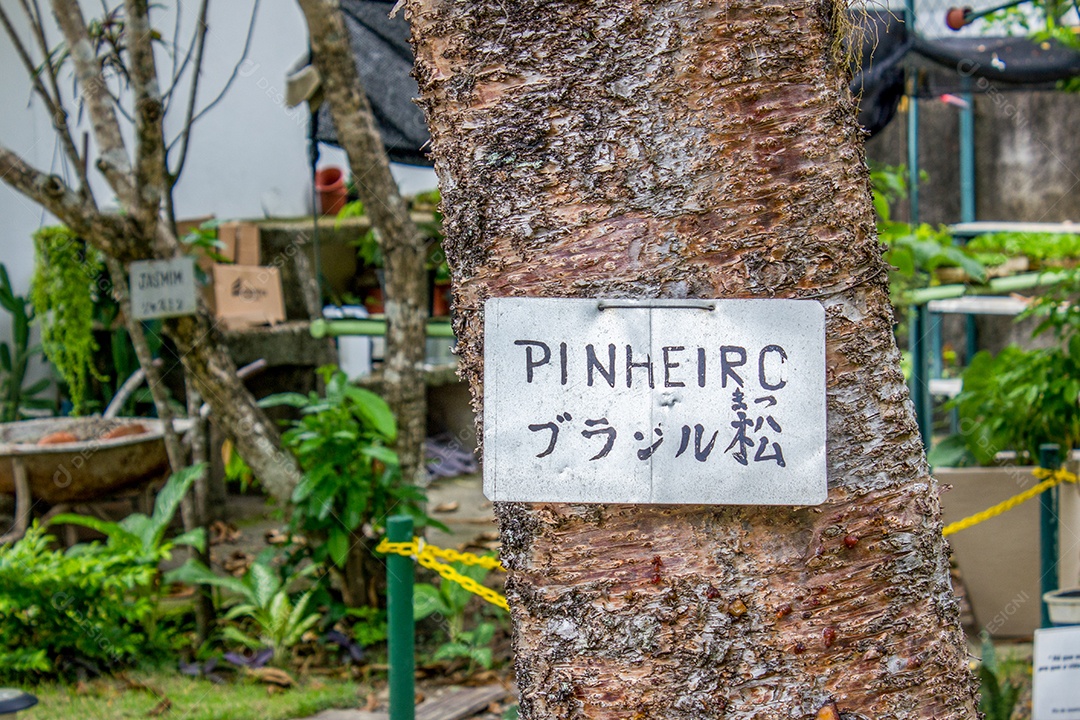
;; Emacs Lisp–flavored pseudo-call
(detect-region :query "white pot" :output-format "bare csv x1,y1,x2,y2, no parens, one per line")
1044,588,1080,626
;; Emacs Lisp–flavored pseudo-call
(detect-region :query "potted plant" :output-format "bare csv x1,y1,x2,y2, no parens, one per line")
929,279,1080,636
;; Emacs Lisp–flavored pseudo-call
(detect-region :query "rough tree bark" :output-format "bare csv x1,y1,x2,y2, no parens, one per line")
298,0,430,492
0,0,303,502
407,1,978,718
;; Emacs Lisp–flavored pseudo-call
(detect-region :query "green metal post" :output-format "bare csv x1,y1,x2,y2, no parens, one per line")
959,91,975,225
959,82,977,370
905,0,919,227
387,515,415,720
907,97,920,225
909,305,932,447
929,311,943,380
1039,444,1061,628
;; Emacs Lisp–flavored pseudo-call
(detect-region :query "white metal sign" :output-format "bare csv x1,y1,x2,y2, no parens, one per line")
483,298,827,505
129,257,198,320
1034,626,1080,720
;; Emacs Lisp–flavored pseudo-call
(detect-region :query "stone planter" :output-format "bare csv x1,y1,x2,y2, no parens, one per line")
936,465,1080,637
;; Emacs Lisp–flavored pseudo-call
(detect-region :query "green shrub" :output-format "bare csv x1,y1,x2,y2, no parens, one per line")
932,272,1080,467
414,558,501,671
167,553,321,666
0,466,204,682
260,368,434,572
977,633,1025,720
932,343,1080,466
0,524,167,681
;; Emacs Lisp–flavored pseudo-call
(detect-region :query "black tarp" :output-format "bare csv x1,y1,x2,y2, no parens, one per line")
851,10,1079,134
852,11,913,137
311,0,431,166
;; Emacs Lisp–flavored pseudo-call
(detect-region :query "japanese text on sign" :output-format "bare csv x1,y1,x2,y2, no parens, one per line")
129,257,198,321
482,298,827,505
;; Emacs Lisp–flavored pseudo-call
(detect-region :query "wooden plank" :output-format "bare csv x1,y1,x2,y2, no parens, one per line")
294,684,509,720
415,684,509,720
299,709,386,720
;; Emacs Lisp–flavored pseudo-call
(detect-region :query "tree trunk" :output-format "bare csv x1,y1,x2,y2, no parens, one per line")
0,0,305,505
298,0,430,489
339,531,384,608
406,1,977,718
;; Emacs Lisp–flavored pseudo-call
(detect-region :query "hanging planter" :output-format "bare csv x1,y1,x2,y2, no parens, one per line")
314,166,347,216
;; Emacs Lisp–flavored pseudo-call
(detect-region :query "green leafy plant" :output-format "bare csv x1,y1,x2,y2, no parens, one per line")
50,463,207,564
0,466,202,682
869,163,914,223
259,368,435,583
166,553,321,666
0,263,51,422
414,559,500,670
983,0,1080,47
977,632,1025,720
345,605,388,647
931,344,1080,466
880,221,988,298
870,164,987,303
30,225,107,414
355,228,383,269
0,524,162,680
932,270,1080,467
968,231,1080,267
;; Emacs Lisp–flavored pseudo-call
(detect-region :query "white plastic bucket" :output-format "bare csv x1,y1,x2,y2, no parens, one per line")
1043,588,1080,626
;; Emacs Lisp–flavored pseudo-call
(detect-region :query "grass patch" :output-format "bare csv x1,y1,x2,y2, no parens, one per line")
23,671,364,720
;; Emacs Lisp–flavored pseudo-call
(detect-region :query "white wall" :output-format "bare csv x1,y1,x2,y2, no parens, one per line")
0,0,436,376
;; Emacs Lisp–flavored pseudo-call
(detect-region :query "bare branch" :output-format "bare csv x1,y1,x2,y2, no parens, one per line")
1,3,89,197
182,0,262,133
162,0,198,105
167,0,209,184
123,0,166,230
0,144,141,260
166,0,182,94
50,0,136,206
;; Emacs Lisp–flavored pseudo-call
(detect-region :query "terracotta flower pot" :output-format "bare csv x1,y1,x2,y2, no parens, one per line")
315,166,347,216
432,280,452,317
365,287,385,315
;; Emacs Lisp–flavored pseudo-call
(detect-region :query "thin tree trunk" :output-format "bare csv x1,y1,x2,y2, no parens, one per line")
406,1,977,718
298,0,430,489
0,1,305,505
104,256,185,472
164,310,302,501
185,377,215,642
108,255,214,637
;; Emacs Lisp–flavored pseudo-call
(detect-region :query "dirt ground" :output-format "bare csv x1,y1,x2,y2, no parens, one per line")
209,472,497,573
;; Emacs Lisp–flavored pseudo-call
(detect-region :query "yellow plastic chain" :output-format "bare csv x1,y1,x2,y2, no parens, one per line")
942,467,1078,537
376,537,509,611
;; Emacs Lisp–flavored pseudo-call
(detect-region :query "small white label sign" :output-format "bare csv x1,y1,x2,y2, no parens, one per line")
483,298,827,505
129,257,198,320
1034,626,1080,720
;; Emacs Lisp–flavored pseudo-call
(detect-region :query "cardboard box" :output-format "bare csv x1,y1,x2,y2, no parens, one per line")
211,264,285,330
217,221,261,266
